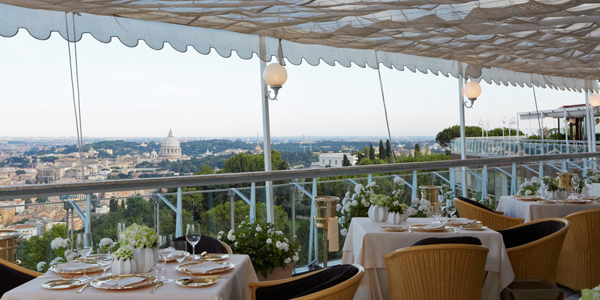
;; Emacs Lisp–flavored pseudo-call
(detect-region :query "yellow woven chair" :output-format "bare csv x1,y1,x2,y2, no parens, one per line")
219,241,233,254
250,264,364,300
499,218,570,286
455,198,524,230
0,258,42,297
384,244,489,300
556,209,600,290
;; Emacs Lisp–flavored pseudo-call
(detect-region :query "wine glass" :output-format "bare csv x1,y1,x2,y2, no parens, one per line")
96,254,112,276
157,235,174,283
117,222,128,239
76,233,93,280
172,241,189,264
186,224,201,260
439,196,447,223
446,200,456,227
151,256,166,282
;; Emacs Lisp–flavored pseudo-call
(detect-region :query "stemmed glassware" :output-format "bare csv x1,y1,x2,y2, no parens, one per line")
151,256,166,282
76,233,93,280
446,199,456,227
439,196,447,223
117,222,128,239
186,224,201,260
172,241,189,263
157,235,174,283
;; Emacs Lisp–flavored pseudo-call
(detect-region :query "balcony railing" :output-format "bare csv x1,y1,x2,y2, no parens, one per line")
451,137,599,157
1,152,599,271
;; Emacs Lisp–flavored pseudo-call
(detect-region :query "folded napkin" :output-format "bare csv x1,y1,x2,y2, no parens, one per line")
56,263,97,272
185,261,227,274
450,218,475,224
422,224,445,230
101,277,147,287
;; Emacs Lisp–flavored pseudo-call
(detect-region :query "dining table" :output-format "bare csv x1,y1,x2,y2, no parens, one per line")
1,254,258,300
497,195,600,222
341,217,514,300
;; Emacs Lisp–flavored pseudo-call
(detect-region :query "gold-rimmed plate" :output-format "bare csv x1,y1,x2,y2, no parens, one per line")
519,196,544,202
176,276,218,288
90,274,156,290
42,278,86,290
564,199,592,204
409,224,449,232
50,263,102,275
176,261,235,275
460,224,488,231
537,199,558,204
201,254,229,261
379,226,408,232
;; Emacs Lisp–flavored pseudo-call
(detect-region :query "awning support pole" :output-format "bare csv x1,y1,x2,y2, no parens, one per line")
458,70,467,198
259,35,274,223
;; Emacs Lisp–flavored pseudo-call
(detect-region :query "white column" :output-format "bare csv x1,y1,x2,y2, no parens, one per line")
259,35,274,223
458,72,468,197
586,90,594,153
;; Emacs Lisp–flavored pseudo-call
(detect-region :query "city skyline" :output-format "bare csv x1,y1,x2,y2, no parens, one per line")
0,30,590,138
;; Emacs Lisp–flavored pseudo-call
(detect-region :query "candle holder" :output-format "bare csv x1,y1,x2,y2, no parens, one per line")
313,196,339,268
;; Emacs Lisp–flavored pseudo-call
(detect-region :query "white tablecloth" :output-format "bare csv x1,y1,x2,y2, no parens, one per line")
341,218,514,300
497,196,600,222
2,254,258,300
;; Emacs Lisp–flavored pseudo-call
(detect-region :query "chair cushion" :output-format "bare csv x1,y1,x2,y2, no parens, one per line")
256,265,358,300
457,196,498,214
173,235,226,254
499,220,566,249
0,263,36,297
412,236,482,247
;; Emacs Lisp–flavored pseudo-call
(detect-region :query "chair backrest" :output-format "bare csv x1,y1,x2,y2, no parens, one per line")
498,218,570,285
384,244,489,300
455,198,523,230
412,236,482,246
556,209,600,290
457,197,497,213
254,264,364,300
173,235,227,254
0,258,42,297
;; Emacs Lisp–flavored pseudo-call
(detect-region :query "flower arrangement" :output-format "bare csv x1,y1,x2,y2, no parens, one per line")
440,184,454,200
409,198,431,217
541,176,566,192
369,194,390,207
50,237,70,259
337,182,377,236
37,237,76,272
218,216,300,278
581,283,600,300
518,177,540,195
99,237,115,252
585,168,600,183
118,224,158,249
387,200,409,214
112,245,135,260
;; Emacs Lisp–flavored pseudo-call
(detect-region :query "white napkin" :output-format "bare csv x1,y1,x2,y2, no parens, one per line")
56,263,97,272
450,218,475,224
422,224,445,230
184,261,227,274
328,217,339,252
101,277,147,287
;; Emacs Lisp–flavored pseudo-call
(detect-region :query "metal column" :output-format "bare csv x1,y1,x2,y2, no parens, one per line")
458,71,468,197
259,35,275,223
176,187,183,237
84,193,91,234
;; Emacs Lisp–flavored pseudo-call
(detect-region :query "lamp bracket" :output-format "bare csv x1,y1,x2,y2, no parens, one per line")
266,86,282,101
464,98,476,108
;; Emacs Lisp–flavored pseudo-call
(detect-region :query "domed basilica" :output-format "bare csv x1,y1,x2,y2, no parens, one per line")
159,129,183,160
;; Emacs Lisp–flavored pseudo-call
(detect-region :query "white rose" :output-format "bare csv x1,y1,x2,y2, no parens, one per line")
218,231,224,235
336,204,342,211
284,238,289,242
354,184,363,194
346,206,352,212
340,228,348,236
227,233,236,241
284,257,292,264
266,238,272,244
368,181,376,187
345,192,350,197
256,226,262,232
37,261,46,272
276,241,282,248
234,241,238,247
293,254,299,262
412,198,420,205
531,177,539,183
352,200,358,206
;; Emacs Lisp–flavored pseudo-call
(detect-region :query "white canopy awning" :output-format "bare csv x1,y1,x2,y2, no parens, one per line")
519,106,600,120
1,1,599,91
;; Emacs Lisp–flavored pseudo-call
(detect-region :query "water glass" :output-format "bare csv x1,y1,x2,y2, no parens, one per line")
158,235,174,283
76,233,93,280
117,222,128,239
186,224,201,259
172,240,189,263
96,254,112,276
446,200,456,227
152,257,166,281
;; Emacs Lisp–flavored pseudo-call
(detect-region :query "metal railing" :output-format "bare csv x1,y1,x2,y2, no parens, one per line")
451,137,598,157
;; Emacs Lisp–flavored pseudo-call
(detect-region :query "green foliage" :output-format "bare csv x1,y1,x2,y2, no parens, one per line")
369,143,375,161
378,140,385,160
19,224,67,271
15,170,25,175
342,155,351,167
385,140,392,159
200,201,288,235
222,150,288,173
414,143,421,156
436,125,525,147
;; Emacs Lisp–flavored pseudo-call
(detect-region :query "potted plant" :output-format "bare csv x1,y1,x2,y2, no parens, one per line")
518,177,541,196
218,216,300,281
111,245,137,275
387,200,410,224
117,223,158,273
541,176,568,199
409,198,431,217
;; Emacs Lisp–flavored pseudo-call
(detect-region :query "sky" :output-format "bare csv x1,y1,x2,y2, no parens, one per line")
0,29,590,139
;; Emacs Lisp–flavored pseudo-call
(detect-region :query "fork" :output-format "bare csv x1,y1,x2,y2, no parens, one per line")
149,281,164,294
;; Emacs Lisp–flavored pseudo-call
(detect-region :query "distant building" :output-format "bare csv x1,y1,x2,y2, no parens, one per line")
159,129,182,160
314,152,355,168
14,224,38,239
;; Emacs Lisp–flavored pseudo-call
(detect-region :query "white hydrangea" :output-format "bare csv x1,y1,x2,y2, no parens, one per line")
412,198,420,205
340,228,348,236
256,226,262,232
531,177,539,183
525,189,532,195
284,257,292,264
336,204,342,211
368,181,377,187
99,238,114,248
345,192,350,198
293,252,299,262
49,257,64,266
227,232,236,241
351,200,358,206
275,231,283,235
394,177,406,185
354,184,363,194
37,261,46,272
50,237,70,250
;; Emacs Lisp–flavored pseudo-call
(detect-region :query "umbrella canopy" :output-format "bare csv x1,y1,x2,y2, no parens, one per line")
0,0,599,91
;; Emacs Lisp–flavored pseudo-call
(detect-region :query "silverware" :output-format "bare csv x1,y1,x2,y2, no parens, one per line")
149,281,164,293
76,281,89,293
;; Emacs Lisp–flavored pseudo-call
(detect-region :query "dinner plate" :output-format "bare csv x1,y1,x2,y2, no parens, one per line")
176,261,236,275
460,224,488,231
42,278,86,290
537,200,558,204
176,276,218,288
90,274,156,290
201,254,229,261
564,199,592,204
409,224,449,232
379,226,408,232
50,263,102,275
518,196,544,202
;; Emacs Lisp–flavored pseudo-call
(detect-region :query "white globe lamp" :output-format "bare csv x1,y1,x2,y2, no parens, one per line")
263,63,287,100
463,81,482,108
589,93,600,107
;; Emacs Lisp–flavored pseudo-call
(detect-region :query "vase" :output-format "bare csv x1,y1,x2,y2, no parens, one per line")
133,247,158,273
256,263,294,281
401,212,409,222
112,258,137,275
387,212,403,225
556,190,568,200
368,205,388,222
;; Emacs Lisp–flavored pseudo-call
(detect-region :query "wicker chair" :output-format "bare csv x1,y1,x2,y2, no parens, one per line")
499,218,570,286
455,197,524,230
250,264,364,300
556,209,600,290
0,258,42,297
384,243,489,300
173,235,230,254
220,241,233,254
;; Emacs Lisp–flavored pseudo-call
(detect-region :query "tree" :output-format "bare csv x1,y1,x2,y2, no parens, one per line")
369,143,375,161
109,198,118,212
196,165,214,175
342,155,351,166
378,140,385,160
35,197,47,203
385,140,392,159
15,170,25,175
435,125,483,147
